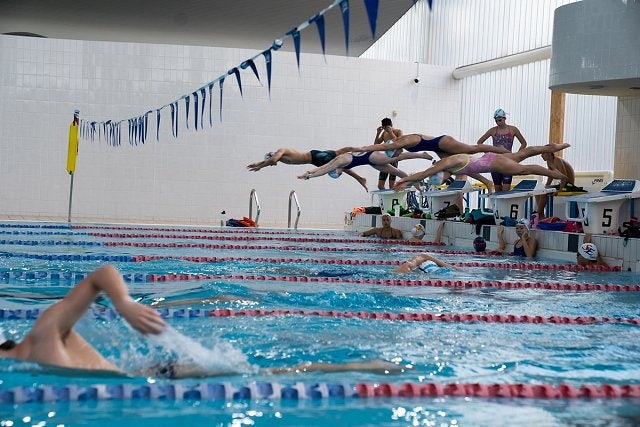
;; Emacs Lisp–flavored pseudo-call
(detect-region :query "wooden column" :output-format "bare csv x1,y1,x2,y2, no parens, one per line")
549,90,566,156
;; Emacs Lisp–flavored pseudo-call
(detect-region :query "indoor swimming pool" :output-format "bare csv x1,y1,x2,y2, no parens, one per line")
0,221,639,426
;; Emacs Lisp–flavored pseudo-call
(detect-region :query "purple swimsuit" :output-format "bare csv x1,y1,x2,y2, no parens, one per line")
454,153,497,175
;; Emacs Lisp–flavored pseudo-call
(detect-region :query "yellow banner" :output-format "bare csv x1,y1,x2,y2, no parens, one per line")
66,123,79,174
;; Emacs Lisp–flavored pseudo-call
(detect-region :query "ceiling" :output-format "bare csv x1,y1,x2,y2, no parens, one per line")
0,0,415,57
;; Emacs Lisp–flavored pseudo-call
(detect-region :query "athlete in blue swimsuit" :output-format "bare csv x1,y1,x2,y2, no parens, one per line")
497,222,537,257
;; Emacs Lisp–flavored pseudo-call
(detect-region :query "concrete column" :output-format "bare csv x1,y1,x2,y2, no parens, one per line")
614,96,640,180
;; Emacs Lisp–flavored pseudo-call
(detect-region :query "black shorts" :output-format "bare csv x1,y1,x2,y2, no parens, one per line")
310,150,337,167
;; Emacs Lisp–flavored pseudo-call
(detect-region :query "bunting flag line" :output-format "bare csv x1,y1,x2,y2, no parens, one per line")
79,0,431,146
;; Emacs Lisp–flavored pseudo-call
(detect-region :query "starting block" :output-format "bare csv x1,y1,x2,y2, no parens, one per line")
481,179,555,220
421,179,479,214
372,189,410,214
564,179,640,234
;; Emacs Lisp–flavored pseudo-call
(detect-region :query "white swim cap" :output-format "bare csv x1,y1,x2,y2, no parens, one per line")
418,260,439,273
516,218,529,231
328,169,342,179
578,243,598,261
428,172,444,186
264,152,275,160
412,224,425,237
494,108,507,118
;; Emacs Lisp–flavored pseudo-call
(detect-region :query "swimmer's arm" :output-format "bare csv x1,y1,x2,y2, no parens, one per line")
298,154,351,180
512,126,527,150
392,228,404,239
35,265,166,338
360,227,380,237
520,235,537,258
476,128,494,145
496,225,507,253
342,169,368,192
469,173,494,194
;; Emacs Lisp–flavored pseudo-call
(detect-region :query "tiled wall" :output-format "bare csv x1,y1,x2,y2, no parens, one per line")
0,35,460,227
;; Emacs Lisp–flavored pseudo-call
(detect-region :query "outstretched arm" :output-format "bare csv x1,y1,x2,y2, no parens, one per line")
33,265,166,338
247,149,286,171
298,153,352,180
393,156,463,191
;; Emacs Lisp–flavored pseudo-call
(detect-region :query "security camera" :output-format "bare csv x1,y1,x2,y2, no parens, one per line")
413,78,419,83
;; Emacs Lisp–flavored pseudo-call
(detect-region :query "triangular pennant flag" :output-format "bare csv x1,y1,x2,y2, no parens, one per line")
286,29,301,69
241,59,261,83
208,83,214,127
170,103,176,137
263,50,272,97
340,0,350,54
184,96,190,129
363,0,379,39
200,88,206,130
219,76,225,122
228,67,243,97
156,109,161,141
174,101,179,138
192,91,199,130
144,113,148,143
312,14,326,57
427,0,433,10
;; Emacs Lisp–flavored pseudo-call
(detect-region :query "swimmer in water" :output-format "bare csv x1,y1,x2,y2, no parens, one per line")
392,253,458,273
0,265,409,379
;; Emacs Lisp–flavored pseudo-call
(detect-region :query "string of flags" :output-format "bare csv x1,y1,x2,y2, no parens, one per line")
79,0,432,147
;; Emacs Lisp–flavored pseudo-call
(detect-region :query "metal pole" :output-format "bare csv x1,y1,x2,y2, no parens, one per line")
67,173,74,223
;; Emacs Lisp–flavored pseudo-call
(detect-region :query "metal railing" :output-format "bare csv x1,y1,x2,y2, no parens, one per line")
288,190,301,230
249,189,261,227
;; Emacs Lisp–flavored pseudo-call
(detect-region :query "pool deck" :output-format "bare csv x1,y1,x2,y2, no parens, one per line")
346,214,640,272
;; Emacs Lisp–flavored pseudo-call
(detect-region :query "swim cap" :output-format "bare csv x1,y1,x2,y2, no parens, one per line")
578,243,598,261
428,172,444,186
516,218,529,231
473,236,486,252
381,118,392,126
418,260,439,273
328,170,342,179
412,224,425,238
264,152,275,160
494,108,507,118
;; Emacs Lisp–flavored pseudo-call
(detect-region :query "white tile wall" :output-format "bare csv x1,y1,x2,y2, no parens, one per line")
0,35,459,228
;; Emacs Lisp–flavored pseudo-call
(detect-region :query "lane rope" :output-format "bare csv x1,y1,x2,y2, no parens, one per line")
2,307,639,325
1,381,638,403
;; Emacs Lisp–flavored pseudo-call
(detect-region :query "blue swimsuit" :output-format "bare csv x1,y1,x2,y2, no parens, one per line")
512,245,526,257
405,135,445,153
343,152,373,169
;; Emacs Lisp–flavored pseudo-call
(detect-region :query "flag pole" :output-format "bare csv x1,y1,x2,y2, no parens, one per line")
67,110,80,222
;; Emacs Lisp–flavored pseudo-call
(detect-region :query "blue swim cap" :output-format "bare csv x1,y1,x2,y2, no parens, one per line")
473,236,486,252
494,108,507,118
428,172,444,186
328,170,342,179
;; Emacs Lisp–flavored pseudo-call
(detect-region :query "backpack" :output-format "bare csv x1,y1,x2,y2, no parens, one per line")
434,204,460,219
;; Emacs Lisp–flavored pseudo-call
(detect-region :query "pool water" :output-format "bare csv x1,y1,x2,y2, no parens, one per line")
0,222,639,426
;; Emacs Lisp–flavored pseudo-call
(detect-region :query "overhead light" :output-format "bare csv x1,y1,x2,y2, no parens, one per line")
588,85,604,89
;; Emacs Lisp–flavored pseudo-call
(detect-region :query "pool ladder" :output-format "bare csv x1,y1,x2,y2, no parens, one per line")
248,189,261,226
288,190,301,230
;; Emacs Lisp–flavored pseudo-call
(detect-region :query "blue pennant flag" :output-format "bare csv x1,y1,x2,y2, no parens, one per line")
219,76,225,121
184,96,190,129
286,28,301,69
170,103,176,137
228,67,243,97
192,91,199,130
208,83,214,127
241,59,261,82
311,14,326,57
427,0,433,9
174,102,179,138
364,0,379,38
200,88,206,129
263,50,273,97
156,109,161,141
144,112,148,143
340,0,350,54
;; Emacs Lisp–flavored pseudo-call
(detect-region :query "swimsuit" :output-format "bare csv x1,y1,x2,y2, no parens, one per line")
380,140,398,181
343,152,373,169
491,128,515,185
451,153,497,175
404,135,445,154
310,150,337,167
512,244,526,257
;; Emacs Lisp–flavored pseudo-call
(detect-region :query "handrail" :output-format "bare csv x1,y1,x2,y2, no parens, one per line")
288,190,301,230
249,189,261,227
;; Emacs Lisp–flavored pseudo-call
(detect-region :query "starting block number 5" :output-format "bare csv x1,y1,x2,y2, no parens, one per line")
581,207,613,228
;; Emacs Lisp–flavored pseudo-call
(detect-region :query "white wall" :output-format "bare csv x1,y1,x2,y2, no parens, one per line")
0,35,459,228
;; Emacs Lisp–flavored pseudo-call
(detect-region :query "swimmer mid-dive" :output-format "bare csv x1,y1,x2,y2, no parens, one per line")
0,265,409,379
393,144,571,192
392,253,458,273
297,150,431,187
247,147,368,191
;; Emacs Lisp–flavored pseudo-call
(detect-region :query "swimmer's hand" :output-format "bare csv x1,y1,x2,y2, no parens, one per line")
297,171,311,180
393,180,410,192
117,300,166,335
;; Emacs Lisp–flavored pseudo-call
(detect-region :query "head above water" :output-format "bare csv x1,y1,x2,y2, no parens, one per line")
577,242,598,263
381,214,392,227
473,236,486,252
381,118,393,127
